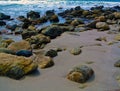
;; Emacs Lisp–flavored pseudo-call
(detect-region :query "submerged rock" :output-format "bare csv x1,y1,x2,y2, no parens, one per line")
27,11,40,20
0,13,10,20
49,15,59,22
35,55,54,69
0,21,6,26
0,53,38,79
67,65,94,83
8,40,31,53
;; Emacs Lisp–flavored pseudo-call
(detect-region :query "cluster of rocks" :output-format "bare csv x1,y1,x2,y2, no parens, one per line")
1,5,120,84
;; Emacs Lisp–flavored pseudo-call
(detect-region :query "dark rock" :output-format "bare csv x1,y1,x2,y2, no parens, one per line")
67,65,94,83
0,20,6,26
49,15,59,22
74,6,81,10
22,29,38,39
114,60,120,67
91,6,104,10
22,20,31,29
45,49,58,58
0,13,10,20
6,24,17,31
16,50,32,57
46,10,55,18
41,25,63,39
86,20,98,28
27,11,40,20
17,16,26,22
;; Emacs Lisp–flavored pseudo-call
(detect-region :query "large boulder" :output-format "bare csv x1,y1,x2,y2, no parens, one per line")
27,11,40,21
96,22,110,30
35,55,54,69
7,40,31,53
0,13,10,20
0,53,38,79
41,25,63,39
26,34,50,49
67,65,94,83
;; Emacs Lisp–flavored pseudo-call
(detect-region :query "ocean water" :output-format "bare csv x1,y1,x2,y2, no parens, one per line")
0,0,120,18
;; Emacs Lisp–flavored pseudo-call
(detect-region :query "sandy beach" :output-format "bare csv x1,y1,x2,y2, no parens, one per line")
0,30,120,91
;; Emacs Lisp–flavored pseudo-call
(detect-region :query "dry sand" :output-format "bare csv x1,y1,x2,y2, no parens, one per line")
0,30,120,91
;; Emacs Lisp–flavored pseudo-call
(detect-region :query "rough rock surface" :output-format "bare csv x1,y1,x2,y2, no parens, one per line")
0,53,38,79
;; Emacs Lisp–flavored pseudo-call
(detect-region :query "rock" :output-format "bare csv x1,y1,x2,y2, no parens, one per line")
74,6,81,10
70,47,82,55
96,22,110,30
91,6,104,10
0,39,15,48
49,15,59,22
8,40,31,53
27,11,40,20
71,19,84,26
44,49,57,58
0,53,38,79
0,21,6,26
67,65,94,83
16,50,32,57
0,48,15,54
46,10,55,18
95,37,107,42
22,20,31,29
114,60,120,67
0,13,10,20
35,55,54,69
17,16,26,22
6,24,17,31
86,20,98,28
114,34,120,41
74,27,87,32
113,12,120,19
37,16,48,23
22,29,38,39
26,34,50,49
41,25,63,39
97,16,106,22
82,10,90,16
28,25,36,31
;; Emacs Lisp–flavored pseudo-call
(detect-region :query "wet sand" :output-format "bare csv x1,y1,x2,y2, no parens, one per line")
0,30,120,91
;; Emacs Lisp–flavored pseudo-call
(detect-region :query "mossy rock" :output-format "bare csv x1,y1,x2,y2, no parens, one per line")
0,53,38,79
67,65,94,83
0,48,15,54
